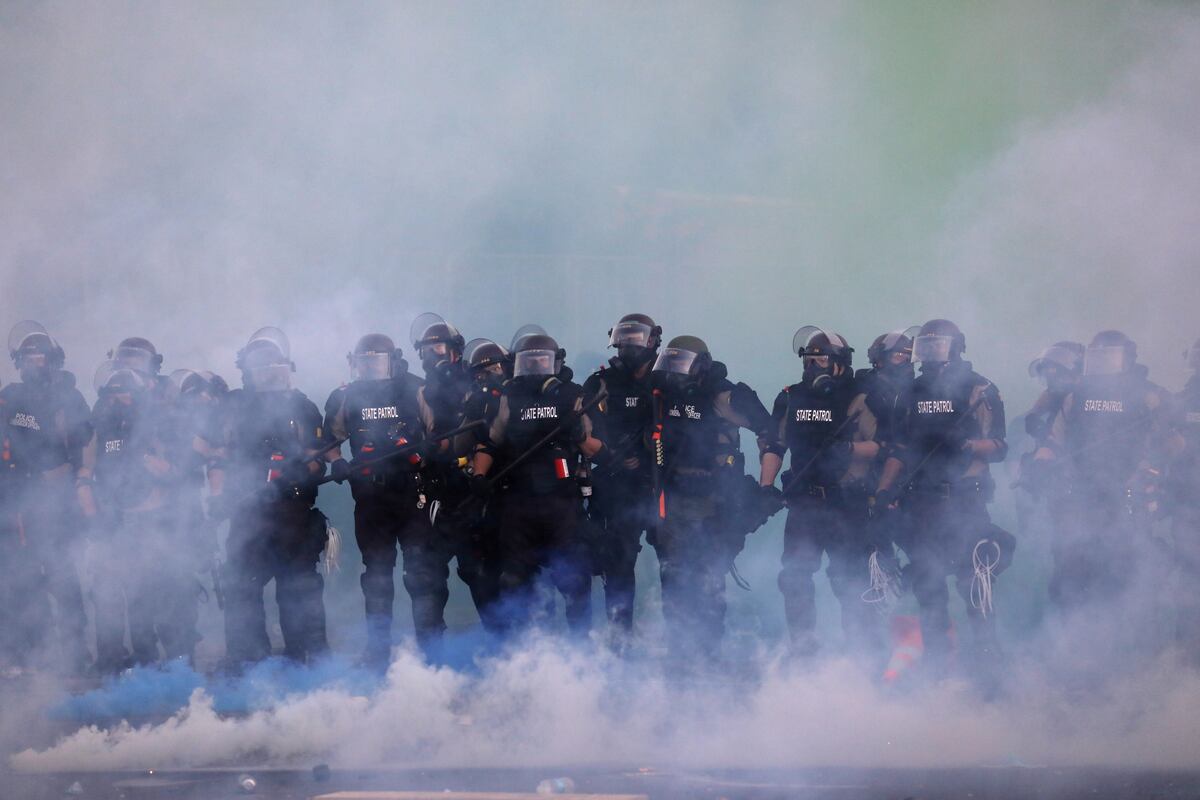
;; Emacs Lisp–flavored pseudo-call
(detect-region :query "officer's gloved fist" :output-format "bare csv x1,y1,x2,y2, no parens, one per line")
469,474,493,499
870,488,898,515
330,458,352,484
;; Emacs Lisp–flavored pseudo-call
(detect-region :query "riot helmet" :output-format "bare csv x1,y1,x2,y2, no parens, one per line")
793,326,852,392
868,326,920,372
109,337,163,376
1028,341,1084,391
169,368,223,405
94,359,151,399
912,319,966,365
1083,330,1136,377
652,335,712,390
464,338,510,383
608,313,661,371
348,333,402,381
236,326,294,392
510,323,549,353
512,333,564,378
410,313,465,371
8,320,65,383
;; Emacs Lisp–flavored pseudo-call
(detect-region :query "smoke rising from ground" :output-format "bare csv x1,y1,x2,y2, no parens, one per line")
2,0,1199,778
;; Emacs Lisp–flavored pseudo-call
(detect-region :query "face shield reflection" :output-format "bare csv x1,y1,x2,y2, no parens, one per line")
248,363,292,392
652,347,700,376
609,322,653,348
1083,345,1127,376
513,349,557,377
352,353,391,381
113,346,156,375
913,334,953,364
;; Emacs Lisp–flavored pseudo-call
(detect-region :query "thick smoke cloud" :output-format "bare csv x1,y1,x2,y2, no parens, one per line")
2,0,1199,776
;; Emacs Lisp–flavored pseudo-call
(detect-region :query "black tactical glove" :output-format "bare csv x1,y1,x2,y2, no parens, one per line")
870,488,898,517
760,483,784,505
330,458,352,484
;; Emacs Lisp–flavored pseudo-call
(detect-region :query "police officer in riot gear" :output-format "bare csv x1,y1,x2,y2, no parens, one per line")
875,319,1009,679
0,322,91,674
583,314,660,643
453,338,513,631
472,333,603,636
760,328,886,661
648,335,773,667
324,334,437,668
209,328,332,667
1171,338,1200,663
1041,331,1179,625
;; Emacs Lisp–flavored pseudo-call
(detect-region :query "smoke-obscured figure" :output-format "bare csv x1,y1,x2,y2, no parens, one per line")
79,339,203,672
1017,342,1084,609
455,337,513,634
407,314,473,655
0,323,91,674
759,328,887,665
1170,338,1200,664
471,333,602,637
209,328,332,669
876,319,1010,683
582,314,659,649
323,334,435,670
648,335,772,670
1038,331,1181,672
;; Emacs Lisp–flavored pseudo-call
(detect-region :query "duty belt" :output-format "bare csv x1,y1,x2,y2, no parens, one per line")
787,483,842,503
908,477,989,500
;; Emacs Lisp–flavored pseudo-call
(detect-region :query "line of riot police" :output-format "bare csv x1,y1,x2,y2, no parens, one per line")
0,315,1195,684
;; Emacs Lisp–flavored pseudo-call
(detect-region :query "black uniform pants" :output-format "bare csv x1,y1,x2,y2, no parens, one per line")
904,488,998,672
92,507,201,669
1172,507,1200,665
496,492,591,636
654,491,728,666
353,484,449,658
1048,490,1141,612
5,480,88,670
591,471,649,633
779,495,883,659
224,499,328,665
439,500,502,634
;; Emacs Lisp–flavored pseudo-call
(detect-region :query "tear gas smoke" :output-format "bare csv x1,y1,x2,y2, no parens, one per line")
1,0,1199,779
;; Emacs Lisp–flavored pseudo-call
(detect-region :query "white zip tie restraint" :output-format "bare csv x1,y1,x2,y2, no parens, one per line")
970,538,1001,618
429,498,441,528
324,522,342,574
862,549,901,613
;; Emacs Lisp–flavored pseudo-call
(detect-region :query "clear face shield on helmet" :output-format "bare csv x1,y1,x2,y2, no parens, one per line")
609,321,654,349
513,349,558,378
1083,345,1128,377
111,345,157,375
912,334,954,364
239,327,293,392
351,352,392,381
1028,344,1082,389
8,321,56,379
94,360,150,401
652,347,700,377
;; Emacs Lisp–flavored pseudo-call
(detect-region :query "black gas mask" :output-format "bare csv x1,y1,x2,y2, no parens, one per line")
617,345,654,371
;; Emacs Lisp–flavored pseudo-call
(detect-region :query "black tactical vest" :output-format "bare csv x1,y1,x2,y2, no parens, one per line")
341,377,424,467
657,383,720,485
782,378,856,490
0,376,75,474
503,377,580,495
424,362,472,438
905,361,982,487
1066,373,1152,490
93,396,160,509
228,388,323,504
860,369,910,447
1174,376,1200,506
593,360,652,449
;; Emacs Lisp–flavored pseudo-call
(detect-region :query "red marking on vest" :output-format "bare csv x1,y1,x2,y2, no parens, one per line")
554,458,571,480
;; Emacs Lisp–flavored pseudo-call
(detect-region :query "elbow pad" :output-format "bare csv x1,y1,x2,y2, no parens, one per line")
730,382,773,436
